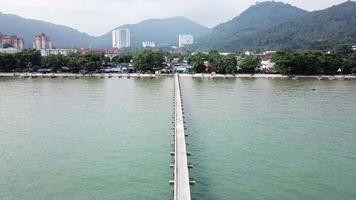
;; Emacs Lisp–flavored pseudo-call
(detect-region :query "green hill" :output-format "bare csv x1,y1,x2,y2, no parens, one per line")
0,12,101,48
196,1,307,50
195,1,356,52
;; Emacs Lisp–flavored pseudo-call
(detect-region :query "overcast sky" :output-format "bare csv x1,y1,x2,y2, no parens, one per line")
0,0,348,36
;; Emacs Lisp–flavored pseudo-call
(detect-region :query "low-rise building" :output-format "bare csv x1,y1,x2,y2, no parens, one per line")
259,51,276,73
0,47,21,54
352,45,356,51
143,41,155,48
40,49,77,57
104,48,120,59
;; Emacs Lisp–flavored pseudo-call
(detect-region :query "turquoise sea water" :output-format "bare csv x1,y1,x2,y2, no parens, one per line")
1,77,356,200
180,77,356,200
0,77,173,200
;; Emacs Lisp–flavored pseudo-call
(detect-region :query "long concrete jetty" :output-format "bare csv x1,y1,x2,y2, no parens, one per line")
172,73,191,200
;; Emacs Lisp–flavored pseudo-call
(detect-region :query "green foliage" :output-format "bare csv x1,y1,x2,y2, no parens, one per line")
133,50,164,72
112,53,132,64
345,53,356,74
0,50,41,72
0,54,16,72
42,55,69,72
196,1,356,52
0,50,104,73
189,52,206,73
189,52,237,74
273,51,345,75
218,54,238,74
333,44,353,58
240,56,260,73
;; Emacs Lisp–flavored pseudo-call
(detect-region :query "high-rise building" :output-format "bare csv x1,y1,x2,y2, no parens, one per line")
0,32,24,49
33,33,52,50
179,34,194,48
112,28,130,49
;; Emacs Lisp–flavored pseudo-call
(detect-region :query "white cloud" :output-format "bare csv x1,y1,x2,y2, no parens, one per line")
0,0,348,36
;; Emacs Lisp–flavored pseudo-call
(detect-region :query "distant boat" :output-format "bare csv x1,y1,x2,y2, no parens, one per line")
328,76,335,80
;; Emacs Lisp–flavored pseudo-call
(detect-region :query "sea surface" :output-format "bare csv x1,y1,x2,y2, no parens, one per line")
1,76,356,200
180,77,356,200
0,77,173,200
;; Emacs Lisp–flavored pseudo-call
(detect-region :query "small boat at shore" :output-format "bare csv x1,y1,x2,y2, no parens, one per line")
289,75,297,80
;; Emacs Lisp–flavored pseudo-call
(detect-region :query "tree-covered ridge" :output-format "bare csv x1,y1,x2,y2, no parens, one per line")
247,1,356,51
196,1,307,50
195,1,356,52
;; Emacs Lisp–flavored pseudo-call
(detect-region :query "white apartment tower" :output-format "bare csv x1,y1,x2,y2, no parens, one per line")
112,28,131,49
179,34,194,48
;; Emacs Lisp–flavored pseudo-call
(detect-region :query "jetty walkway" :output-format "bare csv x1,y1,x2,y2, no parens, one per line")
171,74,191,200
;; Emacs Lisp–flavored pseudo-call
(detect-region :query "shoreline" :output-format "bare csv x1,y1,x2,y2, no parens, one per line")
0,72,355,80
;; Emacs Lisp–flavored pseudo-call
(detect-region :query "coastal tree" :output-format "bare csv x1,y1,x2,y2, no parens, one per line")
240,55,260,73
221,54,238,74
133,50,164,73
0,54,16,72
189,52,207,73
15,50,42,71
112,53,132,64
207,50,222,73
345,53,356,74
42,55,70,72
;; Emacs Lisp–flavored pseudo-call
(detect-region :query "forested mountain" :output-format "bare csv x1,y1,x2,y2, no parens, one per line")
98,17,210,48
0,12,101,48
250,1,356,50
0,14,209,48
195,1,308,50
2,1,355,51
